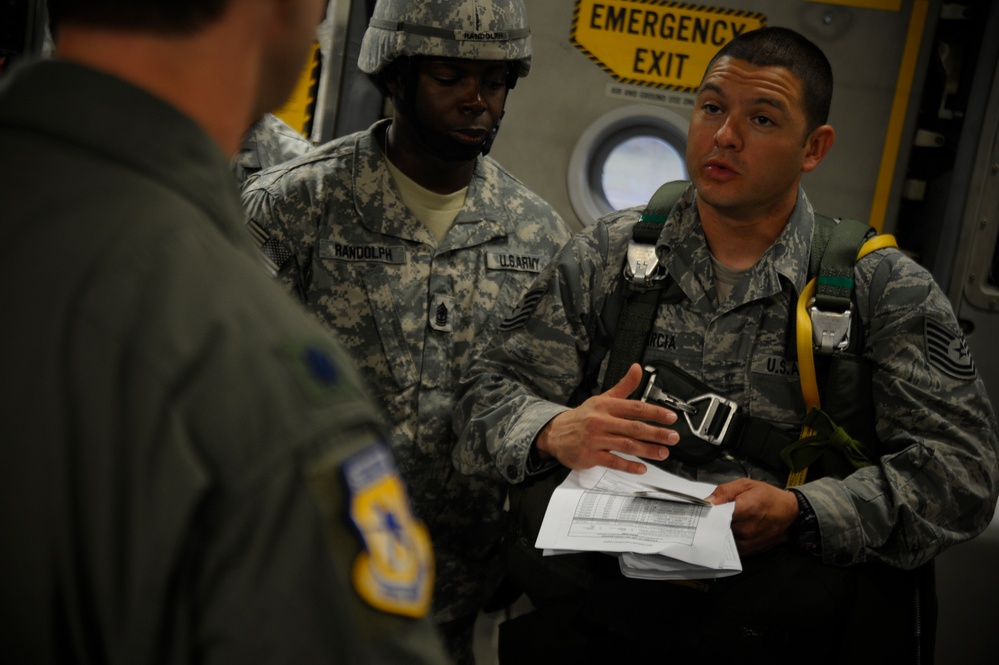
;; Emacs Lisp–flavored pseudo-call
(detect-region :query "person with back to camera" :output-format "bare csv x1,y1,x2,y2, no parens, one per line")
453,25,999,664
241,1,571,660
0,0,449,662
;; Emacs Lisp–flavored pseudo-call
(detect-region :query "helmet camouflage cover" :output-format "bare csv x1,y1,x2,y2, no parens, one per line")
358,0,532,78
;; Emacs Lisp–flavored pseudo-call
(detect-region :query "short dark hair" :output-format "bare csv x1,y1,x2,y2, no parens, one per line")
703,26,833,134
47,0,230,35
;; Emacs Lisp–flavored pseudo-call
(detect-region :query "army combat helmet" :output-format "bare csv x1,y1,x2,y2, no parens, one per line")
358,0,532,84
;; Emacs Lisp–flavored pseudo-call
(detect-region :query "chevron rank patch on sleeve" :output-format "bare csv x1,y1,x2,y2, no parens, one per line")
499,286,547,331
925,318,977,381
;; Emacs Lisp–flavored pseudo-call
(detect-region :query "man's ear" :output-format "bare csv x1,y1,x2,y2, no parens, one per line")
802,124,834,174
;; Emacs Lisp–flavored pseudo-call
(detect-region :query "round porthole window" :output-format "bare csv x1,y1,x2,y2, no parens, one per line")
568,105,689,226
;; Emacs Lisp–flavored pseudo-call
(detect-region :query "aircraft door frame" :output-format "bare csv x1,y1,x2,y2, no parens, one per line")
312,0,382,143
936,0,999,402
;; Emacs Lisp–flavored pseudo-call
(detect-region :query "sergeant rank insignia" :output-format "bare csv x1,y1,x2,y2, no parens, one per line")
343,442,433,617
925,318,976,381
430,294,455,332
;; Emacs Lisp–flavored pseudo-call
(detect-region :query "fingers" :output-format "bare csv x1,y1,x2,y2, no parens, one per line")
706,481,799,555
605,368,679,429
618,410,679,444
605,362,646,399
608,432,671,463
549,429,670,471
707,478,754,505
596,451,650,476
611,396,678,429
536,362,683,473
580,407,677,463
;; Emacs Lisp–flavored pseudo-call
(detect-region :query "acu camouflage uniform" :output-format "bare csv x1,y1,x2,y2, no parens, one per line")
357,0,533,77
241,119,571,622
454,184,999,571
232,112,313,185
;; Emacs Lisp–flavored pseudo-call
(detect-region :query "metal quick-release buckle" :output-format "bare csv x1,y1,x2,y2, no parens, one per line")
624,241,667,287
639,367,737,446
641,377,697,415
809,297,852,354
684,394,737,446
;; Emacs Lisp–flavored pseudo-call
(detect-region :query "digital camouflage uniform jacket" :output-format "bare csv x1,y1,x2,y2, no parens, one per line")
241,119,571,621
232,112,313,185
454,184,999,570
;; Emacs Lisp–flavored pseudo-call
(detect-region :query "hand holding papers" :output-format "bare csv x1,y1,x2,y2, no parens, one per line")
633,482,713,505
534,455,742,580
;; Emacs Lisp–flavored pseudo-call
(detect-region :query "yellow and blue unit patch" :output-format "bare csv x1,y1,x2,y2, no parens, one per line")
343,442,433,617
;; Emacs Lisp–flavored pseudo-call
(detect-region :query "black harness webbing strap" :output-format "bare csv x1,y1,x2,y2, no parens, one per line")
603,181,687,388
731,417,796,471
641,359,795,470
603,289,659,389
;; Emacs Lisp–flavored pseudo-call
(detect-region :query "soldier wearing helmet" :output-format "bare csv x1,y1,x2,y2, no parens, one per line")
358,0,531,160
241,1,570,662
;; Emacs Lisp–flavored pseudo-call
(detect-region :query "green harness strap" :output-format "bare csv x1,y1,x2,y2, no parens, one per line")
785,230,898,486
811,216,875,315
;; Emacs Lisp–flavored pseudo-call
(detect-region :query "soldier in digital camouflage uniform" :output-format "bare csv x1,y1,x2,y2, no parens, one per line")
454,26,999,663
241,0,571,661
232,112,314,185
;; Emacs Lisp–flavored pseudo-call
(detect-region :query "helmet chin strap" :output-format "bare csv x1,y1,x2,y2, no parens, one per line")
482,63,518,156
480,110,504,157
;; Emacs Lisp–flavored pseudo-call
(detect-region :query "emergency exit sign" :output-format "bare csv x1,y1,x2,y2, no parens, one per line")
571,1,767,92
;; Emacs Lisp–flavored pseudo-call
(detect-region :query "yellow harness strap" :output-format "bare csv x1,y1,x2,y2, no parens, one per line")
786,233,898,488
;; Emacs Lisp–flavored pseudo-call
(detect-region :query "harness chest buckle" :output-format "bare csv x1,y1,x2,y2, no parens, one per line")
809,298,852,354
639,366,737,446
624,241,667,287
684,394,737,446
640,373,697,414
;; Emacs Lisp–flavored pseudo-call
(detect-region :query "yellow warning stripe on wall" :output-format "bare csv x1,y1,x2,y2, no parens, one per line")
274,41,322,139
868,0,929,231
571,0,767,93
806,0,902,11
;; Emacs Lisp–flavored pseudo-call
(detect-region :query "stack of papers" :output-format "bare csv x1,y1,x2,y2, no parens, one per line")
535,455,742,580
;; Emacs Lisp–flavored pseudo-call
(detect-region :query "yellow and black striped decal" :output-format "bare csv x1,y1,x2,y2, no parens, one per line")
274,41,322,139
570,1,766,93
